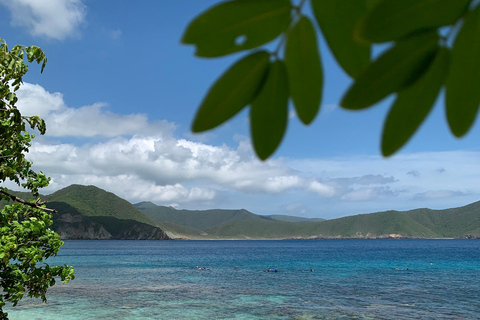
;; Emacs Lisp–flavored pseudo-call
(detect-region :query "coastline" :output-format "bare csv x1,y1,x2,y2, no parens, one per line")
140,235,473,240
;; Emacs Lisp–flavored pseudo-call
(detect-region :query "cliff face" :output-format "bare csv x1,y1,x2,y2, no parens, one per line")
53,213,170,240
114,223,170,240
55,213,112,240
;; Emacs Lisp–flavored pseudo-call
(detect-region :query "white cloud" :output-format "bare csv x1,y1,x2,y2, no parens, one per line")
46,103,173,137
288,151,480,207
16,83,176,138
14,82,308,204
27,128,480,211
14,83,65,116
307,181,336,197
39,172,217,207
29,135,305,204
11,82,480,217
263,176,301,193
0,0,87,40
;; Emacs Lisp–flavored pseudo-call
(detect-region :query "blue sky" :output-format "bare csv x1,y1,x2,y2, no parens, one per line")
2,0,480,219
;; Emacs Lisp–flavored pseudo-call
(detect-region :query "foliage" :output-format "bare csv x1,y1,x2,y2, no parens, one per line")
183,0,479,159
0,39,74,319
46,184,159,226
135,201,264,230
137,198,480,239
45,200,169,240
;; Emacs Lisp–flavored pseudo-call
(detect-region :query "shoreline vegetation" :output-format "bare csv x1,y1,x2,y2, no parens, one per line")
4,184,480,240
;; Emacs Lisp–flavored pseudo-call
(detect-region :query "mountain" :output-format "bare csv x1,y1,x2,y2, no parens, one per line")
44,185,170,240
261,214,325,223
3,184,480,240
136,200,480,239
134,201,268,230
46,185,157,225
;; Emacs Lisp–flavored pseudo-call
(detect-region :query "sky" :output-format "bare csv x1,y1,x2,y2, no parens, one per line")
1,0,480,220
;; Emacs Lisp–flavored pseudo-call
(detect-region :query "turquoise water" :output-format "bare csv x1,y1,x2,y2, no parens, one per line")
5,239,480,319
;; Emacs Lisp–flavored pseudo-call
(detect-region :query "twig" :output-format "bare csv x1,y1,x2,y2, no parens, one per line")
0,189,56,213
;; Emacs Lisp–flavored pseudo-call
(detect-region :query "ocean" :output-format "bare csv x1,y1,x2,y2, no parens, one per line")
5,239,480,320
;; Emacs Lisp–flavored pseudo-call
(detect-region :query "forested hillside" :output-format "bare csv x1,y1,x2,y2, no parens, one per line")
4,185,480,239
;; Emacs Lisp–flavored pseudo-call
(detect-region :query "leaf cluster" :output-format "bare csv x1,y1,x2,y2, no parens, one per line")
0,39,73,319
0,39,48,196
183,0,480,159
0,203,74,316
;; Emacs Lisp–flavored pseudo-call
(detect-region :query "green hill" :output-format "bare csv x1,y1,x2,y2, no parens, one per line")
302,210,439,238
408,201,480,237
136,199,480,239
4,184,480,239
43,185,170,240
134,201,268,230
261,214,325,223
46,185,158,226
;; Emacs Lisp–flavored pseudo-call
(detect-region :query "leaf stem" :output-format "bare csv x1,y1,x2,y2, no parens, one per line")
273,0,307,59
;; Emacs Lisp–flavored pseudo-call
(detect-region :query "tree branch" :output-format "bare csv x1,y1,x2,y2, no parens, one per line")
0,190,56,213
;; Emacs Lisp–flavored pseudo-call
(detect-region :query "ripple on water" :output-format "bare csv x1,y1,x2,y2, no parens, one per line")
5,239,480,320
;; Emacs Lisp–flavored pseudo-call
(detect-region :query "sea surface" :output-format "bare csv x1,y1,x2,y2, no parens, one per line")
5,239,480,320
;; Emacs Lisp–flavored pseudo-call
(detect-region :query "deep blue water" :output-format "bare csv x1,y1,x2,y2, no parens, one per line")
6,239,480,319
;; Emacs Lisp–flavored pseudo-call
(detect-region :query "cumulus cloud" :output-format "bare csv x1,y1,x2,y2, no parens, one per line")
39,172,217,208
26,135,480,214
46,103,173,137
16,83,175,138
14,83,66,116
307,181,336,197
0,0,87,40
288,152,480,206
11,82,480,216
15,81,307,205
29,135,306,204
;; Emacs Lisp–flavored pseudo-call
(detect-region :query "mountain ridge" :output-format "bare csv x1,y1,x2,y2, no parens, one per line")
3,184,480,240
136,196,480,239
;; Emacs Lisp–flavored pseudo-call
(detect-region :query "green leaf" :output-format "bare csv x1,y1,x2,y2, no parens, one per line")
446,7,480,137
285,16,322,125
366,0,382,10
250,60,289,160
41,57,47,74
382,47,450,156
341,32,439,110
192,51,270,132
310,0,370,78
182,0,291,57
357,0,471,43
